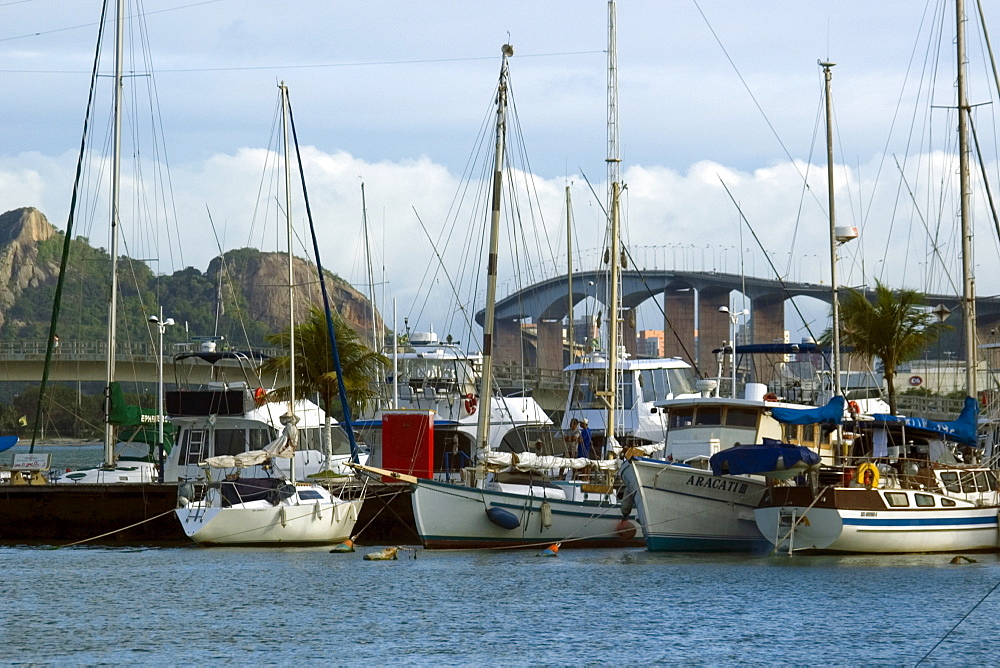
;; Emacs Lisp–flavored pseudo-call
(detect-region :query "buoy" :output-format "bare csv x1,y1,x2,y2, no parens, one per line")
950,555,978,564
615,519,637,541
364,547,399,561
486,506,520,530
538,543,560,557
330,538,355,553
540,501,553,529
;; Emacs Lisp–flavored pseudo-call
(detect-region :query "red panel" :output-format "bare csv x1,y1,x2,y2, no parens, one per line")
381,410,435,480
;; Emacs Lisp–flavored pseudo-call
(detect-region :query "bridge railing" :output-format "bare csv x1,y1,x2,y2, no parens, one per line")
0,340,283,363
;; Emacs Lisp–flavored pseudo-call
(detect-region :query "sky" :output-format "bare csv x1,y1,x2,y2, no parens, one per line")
1,0,999,349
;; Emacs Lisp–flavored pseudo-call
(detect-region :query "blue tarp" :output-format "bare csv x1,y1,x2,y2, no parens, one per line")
770,396,845,426
870,396,979,447
709,438,821,477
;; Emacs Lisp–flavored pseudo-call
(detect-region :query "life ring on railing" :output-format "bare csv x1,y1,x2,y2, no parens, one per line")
254,387,267,405
762,392,779,403
848,400,860,415
464,393,478,415
856,462,880,489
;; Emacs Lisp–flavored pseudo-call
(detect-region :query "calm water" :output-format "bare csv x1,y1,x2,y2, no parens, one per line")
7,444,1000,664
2,543,999,665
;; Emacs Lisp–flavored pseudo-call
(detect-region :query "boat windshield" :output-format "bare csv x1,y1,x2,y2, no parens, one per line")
398,357,474,394
569,369,608,410
639,367,697,403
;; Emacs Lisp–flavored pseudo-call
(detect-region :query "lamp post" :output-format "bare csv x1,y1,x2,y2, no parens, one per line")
718,305,749,398
149,311,175,483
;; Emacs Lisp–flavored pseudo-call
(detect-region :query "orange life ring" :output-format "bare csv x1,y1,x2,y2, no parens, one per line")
848,400,860,415
254,387,267,405
464,393,478,415
763,392,778,402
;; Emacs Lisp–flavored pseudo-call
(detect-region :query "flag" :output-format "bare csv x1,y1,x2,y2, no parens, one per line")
17,416,27,426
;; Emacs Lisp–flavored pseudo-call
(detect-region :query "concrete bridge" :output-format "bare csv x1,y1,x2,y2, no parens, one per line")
0,339,280,386
477,268,1000,375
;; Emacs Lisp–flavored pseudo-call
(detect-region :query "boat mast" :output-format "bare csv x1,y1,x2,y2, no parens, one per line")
820,61,844,402
566,185,574,364
476,44,513,460
361,182,379,354
280,81,297,484
606,0,621,445
103,0,124,468
957,0,977,399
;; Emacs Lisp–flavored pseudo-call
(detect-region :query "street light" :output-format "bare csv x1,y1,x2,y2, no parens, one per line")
719,305,749,398
149,311,175,483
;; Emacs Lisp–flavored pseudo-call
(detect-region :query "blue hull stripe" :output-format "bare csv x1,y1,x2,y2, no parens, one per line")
843,516,997,528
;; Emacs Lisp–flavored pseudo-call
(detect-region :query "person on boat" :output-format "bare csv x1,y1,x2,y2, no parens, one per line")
579,419,594,459
564,418,581,458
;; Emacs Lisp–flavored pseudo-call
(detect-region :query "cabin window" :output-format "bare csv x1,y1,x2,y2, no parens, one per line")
985,470,1000,491
940,471,961,493
959,472,976,493
802,424,816,443
725,408,758,428
942,498,957,507
694,407,722,426
298,428,323,452
973,470,994,492
214,429,247,457
297,490,324,501
885,492,909,507
669,408,695,429
249,428,272,450
914,494,935,507
621,374,635,408
782,424,799,443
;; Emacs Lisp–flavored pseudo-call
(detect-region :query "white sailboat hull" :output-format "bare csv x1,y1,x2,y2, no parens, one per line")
621,457,770,552
410,478,640,549
755,489,1000,554
176,492,362,546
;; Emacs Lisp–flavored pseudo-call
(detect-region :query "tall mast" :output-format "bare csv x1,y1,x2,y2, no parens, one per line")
606,0,621,444
103,0,124,468
820,61,844,401
957,0,977,398
566,185,574,364
280,81,296,484
476,44,513,459
361,182,379,353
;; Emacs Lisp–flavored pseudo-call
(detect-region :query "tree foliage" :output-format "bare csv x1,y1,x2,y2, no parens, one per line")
835,281,949,414
259,305,388,420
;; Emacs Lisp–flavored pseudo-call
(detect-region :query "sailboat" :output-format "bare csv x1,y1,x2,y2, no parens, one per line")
349,39,639,550
754,0,1000,554
173,83,362,545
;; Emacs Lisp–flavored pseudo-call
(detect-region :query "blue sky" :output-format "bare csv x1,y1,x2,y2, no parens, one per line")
0,1,997,346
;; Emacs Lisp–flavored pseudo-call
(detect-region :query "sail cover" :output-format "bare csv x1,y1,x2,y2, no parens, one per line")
770,396,844,426
710,439,821,479
870,396,979,447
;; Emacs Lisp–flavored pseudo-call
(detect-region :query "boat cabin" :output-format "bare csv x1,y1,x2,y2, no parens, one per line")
662,397,839,467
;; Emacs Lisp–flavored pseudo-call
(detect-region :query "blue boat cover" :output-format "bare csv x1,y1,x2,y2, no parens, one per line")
870,396,979,447
770,396,845,426
710,439,821,477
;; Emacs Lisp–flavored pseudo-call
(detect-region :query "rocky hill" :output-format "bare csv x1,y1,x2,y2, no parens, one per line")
0,207,382,348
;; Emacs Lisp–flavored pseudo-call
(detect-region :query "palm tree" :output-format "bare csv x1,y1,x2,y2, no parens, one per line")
835,281,949,414
259,305,388,471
